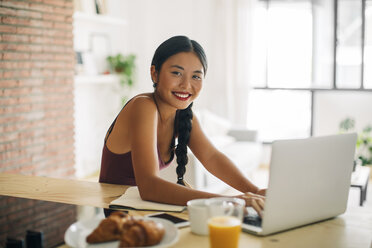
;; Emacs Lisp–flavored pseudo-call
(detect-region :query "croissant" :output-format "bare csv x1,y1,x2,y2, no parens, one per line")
86,211,130,244
119,219,165,247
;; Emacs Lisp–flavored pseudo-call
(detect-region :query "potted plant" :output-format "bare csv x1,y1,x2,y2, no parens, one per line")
107,53,136,87
356,125,372,166
106,53,136,105
339,117,372,167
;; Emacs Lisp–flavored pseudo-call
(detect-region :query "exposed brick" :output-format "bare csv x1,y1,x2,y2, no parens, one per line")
0,61,15,69
53,21,72,30
3,52,30,60
16,26,44,35
0,6,17,16
0,149,26,161
18,78,44,87
0,24,17,33
16,9,43,19
54,37,73,46
0,124,74,152
43,28,72,37
43,0,71,7
54,69,74,77
42,13,66,22
54,53,74,61
1,34,30,43
44,77,73,85
0,61,32,69
0,1,30,10
42,45,72,53
29,35,50,43
43,84,73,94
0,80,18,87
0,115,23,125
28,3,54,13
30,53,54,60
29,18,54,28
2,86,32,97
0,155,32,168
50,6,73,16
0,1,75,245
0,43,42,53
0,97,20,106
0,197,76,247
0,103,33,115
31,61,73,69
3,70,31,78
1,16,31,26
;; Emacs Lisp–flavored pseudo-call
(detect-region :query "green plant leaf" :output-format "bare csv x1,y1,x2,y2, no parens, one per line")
339,117,355,132
106,53,136,87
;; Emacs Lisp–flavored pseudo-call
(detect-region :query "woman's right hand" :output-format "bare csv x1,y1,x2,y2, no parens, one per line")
236,192,265,218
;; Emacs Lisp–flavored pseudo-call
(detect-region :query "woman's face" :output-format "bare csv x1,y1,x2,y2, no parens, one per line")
152,52,204,110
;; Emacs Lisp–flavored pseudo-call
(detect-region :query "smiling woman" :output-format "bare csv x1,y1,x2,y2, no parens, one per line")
99,36,266,217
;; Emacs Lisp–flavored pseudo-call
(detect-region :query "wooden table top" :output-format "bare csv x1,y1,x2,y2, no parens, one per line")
1,173,371,248
0,173,126,209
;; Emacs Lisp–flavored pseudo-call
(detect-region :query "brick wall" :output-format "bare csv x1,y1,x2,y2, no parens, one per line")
0,0,77,246
0,196,76,247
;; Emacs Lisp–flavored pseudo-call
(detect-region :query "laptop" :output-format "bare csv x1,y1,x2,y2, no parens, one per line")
242,133,357,236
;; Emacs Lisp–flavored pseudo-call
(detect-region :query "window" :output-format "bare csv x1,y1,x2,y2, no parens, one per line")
247,90,311,141
364,0,372,88
247,0,372,142
336,0,363,88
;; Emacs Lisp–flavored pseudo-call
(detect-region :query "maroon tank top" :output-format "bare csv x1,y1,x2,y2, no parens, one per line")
99,100,173,186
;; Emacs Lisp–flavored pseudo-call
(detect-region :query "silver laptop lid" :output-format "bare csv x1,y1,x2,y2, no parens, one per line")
260,133,357,235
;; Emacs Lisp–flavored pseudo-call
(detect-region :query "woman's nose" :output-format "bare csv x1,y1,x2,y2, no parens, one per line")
179,76,190,89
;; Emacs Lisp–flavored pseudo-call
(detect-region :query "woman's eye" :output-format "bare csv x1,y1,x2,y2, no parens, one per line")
171,71,181,76
193,75,201,80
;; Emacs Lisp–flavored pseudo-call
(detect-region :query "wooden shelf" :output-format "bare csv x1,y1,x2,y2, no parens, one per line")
73,12,127,26
74,74,120,84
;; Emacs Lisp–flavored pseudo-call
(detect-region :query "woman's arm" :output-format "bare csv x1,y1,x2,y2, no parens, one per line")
188,115,262,194
188,115,265,215
128,99,264,215
128,97,222,205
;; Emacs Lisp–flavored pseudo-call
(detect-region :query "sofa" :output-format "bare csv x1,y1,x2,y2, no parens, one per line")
159,109,263,194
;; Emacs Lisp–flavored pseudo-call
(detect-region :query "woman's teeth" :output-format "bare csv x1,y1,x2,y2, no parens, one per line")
173,92,189,99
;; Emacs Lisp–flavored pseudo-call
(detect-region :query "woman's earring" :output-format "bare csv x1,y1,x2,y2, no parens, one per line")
153,82,157,88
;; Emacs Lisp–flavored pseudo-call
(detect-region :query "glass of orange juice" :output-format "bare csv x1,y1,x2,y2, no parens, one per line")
206,197,245,248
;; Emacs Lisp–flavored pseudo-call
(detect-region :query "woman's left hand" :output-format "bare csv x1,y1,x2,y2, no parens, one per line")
256,188,266,196
237,192,265,217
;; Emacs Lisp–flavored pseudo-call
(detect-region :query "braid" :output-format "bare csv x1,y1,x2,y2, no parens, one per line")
175,103,193,186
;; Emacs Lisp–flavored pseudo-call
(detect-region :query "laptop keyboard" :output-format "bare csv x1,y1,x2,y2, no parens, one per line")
243,213,262,227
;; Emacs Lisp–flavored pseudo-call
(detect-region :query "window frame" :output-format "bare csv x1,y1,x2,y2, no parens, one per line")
250,0,372,142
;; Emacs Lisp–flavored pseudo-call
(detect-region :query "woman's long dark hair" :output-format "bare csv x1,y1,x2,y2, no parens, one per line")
151,36,208,186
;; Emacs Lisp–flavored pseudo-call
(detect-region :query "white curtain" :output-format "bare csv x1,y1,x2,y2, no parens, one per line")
195,0,254,127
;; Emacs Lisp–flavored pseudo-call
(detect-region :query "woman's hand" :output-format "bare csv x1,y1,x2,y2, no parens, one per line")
236,192,265,218
256,188,266,196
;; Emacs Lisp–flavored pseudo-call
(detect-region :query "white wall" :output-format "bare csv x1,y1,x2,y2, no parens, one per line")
74,76,122,178
313,91,372,136
106,0,252,124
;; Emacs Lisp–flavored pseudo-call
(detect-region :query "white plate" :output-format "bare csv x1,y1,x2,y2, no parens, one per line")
64,216,179,248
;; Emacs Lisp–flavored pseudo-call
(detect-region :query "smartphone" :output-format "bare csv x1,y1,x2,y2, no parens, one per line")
145,212,190,228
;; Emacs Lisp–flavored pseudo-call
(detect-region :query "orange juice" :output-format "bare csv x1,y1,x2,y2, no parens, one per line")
208,216,241,248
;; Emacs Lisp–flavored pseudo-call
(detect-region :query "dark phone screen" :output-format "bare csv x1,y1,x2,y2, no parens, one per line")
150,213,188,224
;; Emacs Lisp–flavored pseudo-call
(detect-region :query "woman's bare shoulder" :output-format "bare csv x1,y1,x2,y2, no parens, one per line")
124,93,158,119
